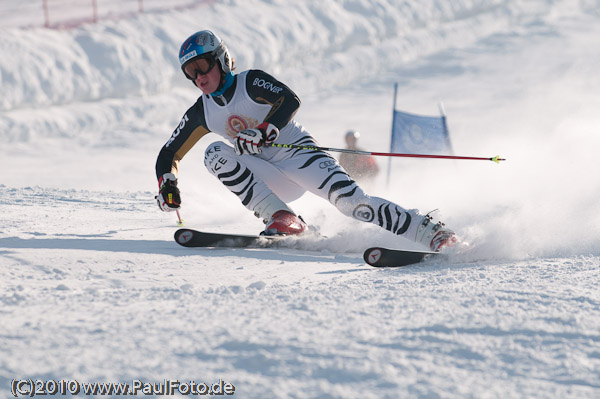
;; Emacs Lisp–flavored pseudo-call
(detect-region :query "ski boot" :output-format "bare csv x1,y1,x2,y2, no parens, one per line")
408,211,457,252
261,210,308,236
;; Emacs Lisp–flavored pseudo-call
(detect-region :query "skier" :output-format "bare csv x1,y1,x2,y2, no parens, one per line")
155,30,456,251
338,130,380,182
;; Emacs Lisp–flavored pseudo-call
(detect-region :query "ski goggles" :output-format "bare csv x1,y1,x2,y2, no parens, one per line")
183,56,216,80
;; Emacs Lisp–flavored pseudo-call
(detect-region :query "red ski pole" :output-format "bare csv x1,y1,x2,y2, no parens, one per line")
175,209,184,226
266,143,506,163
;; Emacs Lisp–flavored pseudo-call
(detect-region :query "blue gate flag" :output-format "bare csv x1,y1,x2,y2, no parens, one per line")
390,109,453,155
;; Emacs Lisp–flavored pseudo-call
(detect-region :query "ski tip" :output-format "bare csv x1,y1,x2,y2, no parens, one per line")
363,247,437,267
363,247,384,266
174,229,194,246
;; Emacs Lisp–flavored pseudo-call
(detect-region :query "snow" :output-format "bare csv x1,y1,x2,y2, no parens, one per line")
1,0,600,398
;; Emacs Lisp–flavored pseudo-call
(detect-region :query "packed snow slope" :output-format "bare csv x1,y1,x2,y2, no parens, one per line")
1,0,600,398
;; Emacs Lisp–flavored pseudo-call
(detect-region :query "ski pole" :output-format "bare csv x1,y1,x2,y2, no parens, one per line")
266,143,506,163
175,209,184,226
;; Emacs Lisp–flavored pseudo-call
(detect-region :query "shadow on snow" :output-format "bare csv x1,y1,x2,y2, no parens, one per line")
0,237,363,265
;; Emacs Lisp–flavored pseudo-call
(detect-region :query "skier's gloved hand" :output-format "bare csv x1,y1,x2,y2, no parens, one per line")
234,122,279,155
155,173,181,212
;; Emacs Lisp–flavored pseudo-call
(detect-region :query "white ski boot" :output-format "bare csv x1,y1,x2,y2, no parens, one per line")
406,210,457,252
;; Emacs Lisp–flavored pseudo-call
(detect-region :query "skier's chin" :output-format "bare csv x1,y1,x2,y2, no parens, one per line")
198,82,215,94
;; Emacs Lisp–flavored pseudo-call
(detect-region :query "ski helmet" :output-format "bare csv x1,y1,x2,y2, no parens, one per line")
179,30,232,76
346,130,360,140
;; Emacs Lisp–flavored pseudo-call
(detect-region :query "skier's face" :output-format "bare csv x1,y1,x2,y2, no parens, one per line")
184,57,221,94
194,62,221,94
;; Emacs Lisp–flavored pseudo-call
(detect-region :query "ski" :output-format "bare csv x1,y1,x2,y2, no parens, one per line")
174,228,286,248
175,229,441,268
363,247,439,267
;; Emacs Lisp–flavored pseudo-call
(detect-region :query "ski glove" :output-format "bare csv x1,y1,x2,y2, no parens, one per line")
234,122,279,155
155,173,181,212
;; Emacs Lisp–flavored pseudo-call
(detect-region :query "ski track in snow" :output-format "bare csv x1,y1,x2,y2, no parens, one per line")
2,1,600,398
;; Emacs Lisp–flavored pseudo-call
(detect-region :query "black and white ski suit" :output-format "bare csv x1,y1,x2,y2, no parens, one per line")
156,69,415,235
